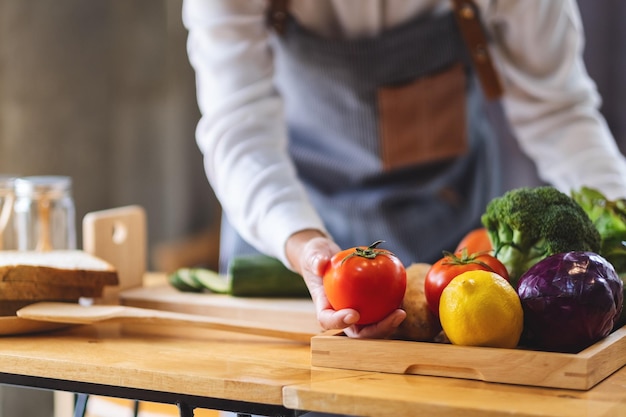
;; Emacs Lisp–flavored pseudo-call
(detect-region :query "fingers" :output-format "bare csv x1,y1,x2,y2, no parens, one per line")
343,309,406,339
317,307,360,330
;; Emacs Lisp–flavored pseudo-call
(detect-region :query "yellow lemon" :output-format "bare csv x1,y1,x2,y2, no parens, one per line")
439,270,523,349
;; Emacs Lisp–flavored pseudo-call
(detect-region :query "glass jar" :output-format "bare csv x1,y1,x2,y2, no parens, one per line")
13,176,77,251
0,175,18,250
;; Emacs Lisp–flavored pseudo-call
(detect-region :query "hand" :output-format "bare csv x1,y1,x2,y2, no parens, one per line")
286,230,406,339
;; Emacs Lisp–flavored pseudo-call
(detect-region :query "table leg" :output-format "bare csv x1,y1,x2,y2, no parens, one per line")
177,401,195,417
73,393,88,417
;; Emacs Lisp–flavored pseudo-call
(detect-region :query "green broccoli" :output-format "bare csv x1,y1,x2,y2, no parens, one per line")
481,186,601,286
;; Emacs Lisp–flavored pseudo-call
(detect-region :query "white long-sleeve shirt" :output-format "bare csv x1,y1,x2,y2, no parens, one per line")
183,0,626,266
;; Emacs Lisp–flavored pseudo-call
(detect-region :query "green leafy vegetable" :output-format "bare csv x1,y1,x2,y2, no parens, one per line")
571,186,626,276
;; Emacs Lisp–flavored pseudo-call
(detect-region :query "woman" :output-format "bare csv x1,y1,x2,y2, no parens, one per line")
183,0,626,339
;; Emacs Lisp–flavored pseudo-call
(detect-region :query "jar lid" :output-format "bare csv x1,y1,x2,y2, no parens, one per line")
14,176,72,197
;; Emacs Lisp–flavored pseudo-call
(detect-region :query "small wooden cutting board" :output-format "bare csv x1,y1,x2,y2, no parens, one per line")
120,280,320,334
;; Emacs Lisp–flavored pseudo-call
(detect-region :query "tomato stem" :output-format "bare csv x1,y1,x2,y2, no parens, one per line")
442,248,496,273
341,240,388,265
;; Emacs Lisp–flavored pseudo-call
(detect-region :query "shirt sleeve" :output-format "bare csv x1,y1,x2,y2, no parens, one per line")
481,0,626,200
182,0,328,267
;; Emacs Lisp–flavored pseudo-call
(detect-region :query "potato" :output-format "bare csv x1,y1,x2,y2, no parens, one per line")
392,263,442,342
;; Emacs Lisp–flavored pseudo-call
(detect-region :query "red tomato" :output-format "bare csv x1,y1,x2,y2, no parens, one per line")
323,241,407,325
455,227,493,254
424,251,509,316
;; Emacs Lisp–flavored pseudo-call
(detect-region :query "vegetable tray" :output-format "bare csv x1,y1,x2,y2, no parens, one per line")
310,325,626,390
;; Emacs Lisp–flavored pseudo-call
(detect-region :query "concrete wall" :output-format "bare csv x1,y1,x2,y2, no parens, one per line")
0,0,219,267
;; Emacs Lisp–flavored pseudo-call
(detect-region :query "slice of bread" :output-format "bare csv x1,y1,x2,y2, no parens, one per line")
0,250,119,316
0,300,37,316
0,282,106,300
0,250,119,289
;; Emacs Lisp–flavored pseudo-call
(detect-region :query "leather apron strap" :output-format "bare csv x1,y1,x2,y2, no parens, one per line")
450,0,503,100
266,0,290,35
267,0,503,100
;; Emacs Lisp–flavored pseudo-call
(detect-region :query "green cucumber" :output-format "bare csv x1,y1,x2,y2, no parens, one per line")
228,255,310,298
191,268,230,294
168,255,311,298
168,268,203,293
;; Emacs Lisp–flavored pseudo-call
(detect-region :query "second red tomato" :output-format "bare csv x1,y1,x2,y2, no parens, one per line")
424,251,509,316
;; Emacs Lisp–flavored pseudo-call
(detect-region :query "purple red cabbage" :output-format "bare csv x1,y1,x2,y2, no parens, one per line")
517,251,623,353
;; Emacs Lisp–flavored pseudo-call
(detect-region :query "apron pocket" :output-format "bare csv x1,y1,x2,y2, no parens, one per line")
377,63,468,172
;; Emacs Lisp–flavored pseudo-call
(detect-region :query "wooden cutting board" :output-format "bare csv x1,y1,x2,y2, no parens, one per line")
0,316,73,336
120,275,321,335
83,205,147,301
83,205,320,335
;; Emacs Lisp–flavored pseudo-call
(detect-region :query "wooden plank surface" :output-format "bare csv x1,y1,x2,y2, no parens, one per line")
311,326,626,390
284,367,626,417
0,323,356,406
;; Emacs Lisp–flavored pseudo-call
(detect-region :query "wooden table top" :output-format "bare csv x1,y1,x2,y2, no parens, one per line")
286,362,626,417
0,322,358,408
1,314,626,416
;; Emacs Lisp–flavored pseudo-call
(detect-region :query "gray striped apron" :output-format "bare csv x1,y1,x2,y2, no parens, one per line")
219,10,503,271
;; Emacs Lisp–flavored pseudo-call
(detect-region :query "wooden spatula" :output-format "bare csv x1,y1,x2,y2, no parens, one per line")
17,302,316,343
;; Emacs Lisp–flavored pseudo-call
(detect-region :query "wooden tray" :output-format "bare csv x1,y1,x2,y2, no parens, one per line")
310,326,626,390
